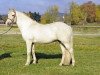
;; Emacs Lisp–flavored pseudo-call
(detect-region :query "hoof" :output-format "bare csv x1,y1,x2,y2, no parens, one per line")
33,61,37,64
59,63,63,66
72,62,75,66
25,63,30,66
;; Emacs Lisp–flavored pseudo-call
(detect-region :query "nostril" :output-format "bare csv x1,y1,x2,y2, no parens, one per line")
8,22,11,26
6,19,12,26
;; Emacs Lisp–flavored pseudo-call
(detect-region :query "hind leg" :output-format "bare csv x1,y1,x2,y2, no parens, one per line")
69,48,75,66
63,43,75,66
59,44,66,66
59,43,71,66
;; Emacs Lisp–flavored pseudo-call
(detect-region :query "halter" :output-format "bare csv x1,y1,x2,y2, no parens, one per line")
7,18,14,23
0,11,16,36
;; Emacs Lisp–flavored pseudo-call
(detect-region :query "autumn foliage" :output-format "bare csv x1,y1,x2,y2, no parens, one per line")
40,1,100,25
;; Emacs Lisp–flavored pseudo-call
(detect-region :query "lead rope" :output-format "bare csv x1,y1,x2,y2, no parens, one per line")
0,25,13,36
0,17,14,36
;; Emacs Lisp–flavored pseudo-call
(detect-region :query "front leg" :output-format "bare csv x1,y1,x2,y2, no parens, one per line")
32,43,37,64
25,41,32,66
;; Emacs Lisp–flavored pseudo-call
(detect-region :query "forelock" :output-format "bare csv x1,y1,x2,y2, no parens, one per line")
8,9,15,14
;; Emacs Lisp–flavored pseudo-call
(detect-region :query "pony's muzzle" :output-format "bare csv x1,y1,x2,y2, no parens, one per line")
6,19,12,26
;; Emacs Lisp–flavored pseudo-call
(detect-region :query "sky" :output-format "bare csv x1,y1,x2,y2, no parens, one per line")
0,0,100,14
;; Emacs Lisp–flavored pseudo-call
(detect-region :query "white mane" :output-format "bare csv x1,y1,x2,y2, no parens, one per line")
16,11,38,30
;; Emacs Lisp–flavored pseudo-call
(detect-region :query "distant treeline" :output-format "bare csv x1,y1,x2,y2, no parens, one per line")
68,1,100,25
0,1,100,25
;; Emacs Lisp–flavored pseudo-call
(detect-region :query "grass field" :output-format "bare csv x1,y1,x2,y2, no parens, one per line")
0,35,100,75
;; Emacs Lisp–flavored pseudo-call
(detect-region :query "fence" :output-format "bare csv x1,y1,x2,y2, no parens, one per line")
72,26,100,36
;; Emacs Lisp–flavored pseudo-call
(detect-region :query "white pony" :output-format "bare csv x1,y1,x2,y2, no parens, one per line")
6,9,75,66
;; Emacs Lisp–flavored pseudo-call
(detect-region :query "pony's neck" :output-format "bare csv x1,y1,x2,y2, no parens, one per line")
16,11,38,32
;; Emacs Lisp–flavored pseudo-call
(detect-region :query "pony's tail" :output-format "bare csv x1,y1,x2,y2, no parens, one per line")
63,34,73,65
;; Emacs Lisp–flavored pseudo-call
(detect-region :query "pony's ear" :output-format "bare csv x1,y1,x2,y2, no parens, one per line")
9,8,15,12
12,9,15,12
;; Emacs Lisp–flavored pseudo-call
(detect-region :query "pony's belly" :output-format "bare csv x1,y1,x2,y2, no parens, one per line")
33,39,55,43
33,36,57,43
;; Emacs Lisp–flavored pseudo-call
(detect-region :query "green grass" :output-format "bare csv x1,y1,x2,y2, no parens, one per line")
0,35,100,75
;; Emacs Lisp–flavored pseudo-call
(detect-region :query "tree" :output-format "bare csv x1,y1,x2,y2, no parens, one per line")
28,11,34,19
0,15,2,20
95,5,100,22
70,2,85,25
50,5,59,22
40,15,47,24
41,12,51,24
81,1,96,23
41,5,59,24
33,12,41,22
27,11,41,22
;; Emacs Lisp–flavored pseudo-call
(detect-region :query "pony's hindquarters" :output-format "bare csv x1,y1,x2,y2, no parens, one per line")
59,43,71,66
57,23,75,66
69,36,75,66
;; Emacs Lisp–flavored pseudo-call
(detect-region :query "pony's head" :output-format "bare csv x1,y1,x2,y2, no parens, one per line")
6,9,16,26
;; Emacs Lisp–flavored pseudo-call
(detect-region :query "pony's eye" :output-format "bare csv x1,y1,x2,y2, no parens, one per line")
12,15,15,16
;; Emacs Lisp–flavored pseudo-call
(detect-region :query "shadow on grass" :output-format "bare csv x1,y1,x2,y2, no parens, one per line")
36,53,72,65
23,52,62,63
36,53,62,63
23,53,61,59
0,52,12,60
36,52,61,59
